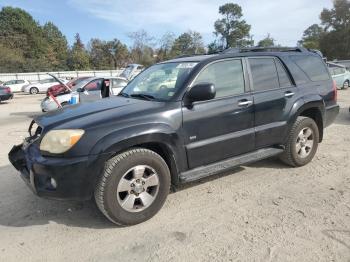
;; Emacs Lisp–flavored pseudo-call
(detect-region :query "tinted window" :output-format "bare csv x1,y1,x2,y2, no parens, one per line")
291,55,330,81
249,58,279,91
193,59,245,98
275,60,292,87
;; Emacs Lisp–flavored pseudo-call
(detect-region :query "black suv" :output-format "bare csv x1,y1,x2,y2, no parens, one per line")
9,47,339,225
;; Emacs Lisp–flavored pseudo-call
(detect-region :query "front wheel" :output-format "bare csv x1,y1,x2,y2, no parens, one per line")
280,116,319,167
343,80,349,90
30,87,39,95
95,148,171,226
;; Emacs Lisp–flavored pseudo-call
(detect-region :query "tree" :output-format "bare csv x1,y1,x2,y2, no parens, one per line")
88,38,112,70
170,31,205,57
42,22,69,70
214,3,253,48
319,0,350,59
68,33,90,70
156,32,176,61
129,30,156,66
298,24,323,49
0,6,48,72
257,33,275,47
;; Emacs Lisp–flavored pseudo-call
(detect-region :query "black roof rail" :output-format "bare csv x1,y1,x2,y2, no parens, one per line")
221,46,313,54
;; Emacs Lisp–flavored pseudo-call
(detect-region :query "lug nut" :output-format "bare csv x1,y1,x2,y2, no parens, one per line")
131,183,135,187
130,190,134,194
136,179,140,183
142,181,145,185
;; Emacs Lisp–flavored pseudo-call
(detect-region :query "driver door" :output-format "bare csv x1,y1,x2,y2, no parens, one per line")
79,78,103,102
182,59,255,169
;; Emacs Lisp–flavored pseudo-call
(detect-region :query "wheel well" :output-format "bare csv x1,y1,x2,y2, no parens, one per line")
134,142,179,185
299,108,323,142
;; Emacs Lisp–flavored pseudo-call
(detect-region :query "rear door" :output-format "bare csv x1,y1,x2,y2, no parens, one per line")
182,58,255,169
247,57,297,148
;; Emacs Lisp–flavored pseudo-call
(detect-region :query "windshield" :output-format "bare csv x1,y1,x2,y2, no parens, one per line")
121,62,197,101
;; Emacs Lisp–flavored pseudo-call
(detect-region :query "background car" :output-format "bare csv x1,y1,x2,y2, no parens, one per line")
41,77,127,112
120,64,144,80
46,76,91,97
22,78,68,94
0,86,13,103
328,63,350,89
3,79,30,92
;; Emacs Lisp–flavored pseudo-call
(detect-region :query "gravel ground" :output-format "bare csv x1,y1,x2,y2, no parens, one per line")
0,92,349,262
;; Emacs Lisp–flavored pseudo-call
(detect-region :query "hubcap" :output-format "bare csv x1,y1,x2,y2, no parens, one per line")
296,127,314,158
117,165,159,212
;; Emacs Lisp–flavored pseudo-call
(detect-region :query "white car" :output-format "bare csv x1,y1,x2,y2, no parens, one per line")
22,78,68,94
40,77,127,112
3,79,30,92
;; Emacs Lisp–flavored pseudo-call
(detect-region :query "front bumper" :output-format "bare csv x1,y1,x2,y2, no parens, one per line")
8,141,104,200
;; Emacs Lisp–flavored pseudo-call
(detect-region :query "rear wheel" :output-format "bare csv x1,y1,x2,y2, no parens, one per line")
343,80,349,89
30,87,39,95
280,116,319,167
95,148,171,226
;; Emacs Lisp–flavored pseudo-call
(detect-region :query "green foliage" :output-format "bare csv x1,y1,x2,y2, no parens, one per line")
214,3,253,48
298,24,323,49
42,22,69,70
299,0,350,59
257,34,275,47
170,31,205,57
68,33,90,70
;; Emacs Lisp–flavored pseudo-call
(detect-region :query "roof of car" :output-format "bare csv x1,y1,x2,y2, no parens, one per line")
163,47,323,64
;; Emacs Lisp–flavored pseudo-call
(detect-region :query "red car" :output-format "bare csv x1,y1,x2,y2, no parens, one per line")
46,77,91,97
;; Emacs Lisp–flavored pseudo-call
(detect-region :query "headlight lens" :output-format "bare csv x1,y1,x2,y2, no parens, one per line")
40,129,85,154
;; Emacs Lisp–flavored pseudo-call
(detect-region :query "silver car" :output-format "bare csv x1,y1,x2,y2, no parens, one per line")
41,77,127,112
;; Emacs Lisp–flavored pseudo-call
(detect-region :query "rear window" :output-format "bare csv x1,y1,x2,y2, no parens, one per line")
249,58,280,91
291,55,330,81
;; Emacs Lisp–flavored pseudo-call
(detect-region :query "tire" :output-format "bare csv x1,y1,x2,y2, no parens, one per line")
343,80,349,90
279,116,319,167
30,87,39,95
95,148,171,226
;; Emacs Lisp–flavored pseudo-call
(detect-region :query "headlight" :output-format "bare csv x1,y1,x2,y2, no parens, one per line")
40,129,85,154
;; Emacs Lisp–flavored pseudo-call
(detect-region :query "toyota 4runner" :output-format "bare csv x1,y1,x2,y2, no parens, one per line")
9,47,340,225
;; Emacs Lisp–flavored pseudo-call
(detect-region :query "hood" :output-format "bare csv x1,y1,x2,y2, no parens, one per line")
34,96,156,129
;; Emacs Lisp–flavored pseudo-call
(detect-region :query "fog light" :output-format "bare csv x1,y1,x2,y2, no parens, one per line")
50,178,57,189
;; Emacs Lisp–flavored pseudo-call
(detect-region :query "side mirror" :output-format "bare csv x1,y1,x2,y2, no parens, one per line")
186,83,216,105
76,87,84,93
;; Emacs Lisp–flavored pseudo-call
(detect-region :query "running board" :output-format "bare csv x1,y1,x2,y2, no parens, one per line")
179,148,284,183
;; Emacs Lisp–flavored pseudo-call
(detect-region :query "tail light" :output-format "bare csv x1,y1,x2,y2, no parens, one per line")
5,87,11,93
332,80,337,102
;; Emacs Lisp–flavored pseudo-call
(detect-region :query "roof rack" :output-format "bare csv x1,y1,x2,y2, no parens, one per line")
221,46,310,54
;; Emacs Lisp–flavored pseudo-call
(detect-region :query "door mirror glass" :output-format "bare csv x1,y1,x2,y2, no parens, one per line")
76,87,84,93
187,83,216,104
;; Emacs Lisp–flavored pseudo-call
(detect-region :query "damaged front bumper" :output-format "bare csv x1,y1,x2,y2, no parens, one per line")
8,123,104,201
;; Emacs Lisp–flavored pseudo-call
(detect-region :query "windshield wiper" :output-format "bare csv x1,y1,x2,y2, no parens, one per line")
118,92,129,98
130,93,155,101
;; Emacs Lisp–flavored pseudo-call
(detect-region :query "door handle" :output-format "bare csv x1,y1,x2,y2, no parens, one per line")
238,100,253,107
285,92,294,98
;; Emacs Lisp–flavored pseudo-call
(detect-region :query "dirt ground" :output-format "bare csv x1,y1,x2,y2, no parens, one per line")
0,92,349,262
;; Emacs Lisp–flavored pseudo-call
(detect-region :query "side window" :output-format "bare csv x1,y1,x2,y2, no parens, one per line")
249,58,279,91
193,59,245,98
18,80,24,84
85,79,103,91
291,55,330,81
275,59,292,87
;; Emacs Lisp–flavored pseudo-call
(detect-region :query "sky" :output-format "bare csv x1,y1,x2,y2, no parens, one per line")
0,0,334,47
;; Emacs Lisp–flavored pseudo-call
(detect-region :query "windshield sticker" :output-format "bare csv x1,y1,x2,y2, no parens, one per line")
176,63,197,69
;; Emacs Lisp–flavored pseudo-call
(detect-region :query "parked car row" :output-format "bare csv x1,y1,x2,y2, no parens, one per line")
327,62,350,89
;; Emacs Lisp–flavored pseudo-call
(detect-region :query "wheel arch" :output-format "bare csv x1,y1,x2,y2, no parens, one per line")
288,100,325,143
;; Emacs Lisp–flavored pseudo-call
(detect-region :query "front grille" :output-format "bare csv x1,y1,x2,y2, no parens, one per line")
28,120,42,139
